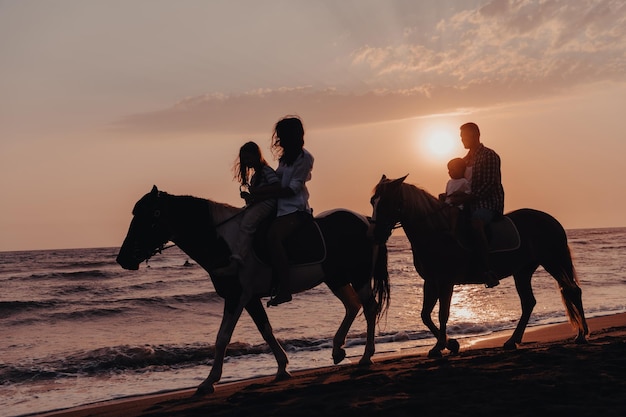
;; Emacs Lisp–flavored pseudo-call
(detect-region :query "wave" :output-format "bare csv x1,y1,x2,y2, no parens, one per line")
0,300,59,317
4,308,624,387
63,260,115,269
0,341,268,384
1,291,222,323
24,269,117,281
0,319,522,385
0,332,421,385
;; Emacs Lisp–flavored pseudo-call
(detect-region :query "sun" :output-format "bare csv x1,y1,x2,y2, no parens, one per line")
412,121,463,165
421,128,458,161
427,130,455,156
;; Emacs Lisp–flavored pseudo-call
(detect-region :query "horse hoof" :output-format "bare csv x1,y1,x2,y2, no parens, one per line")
274,370,292,381
427,348,443,359
332,349,347,364
446,339,460,355
574,336,588,345
358,357,373,367
193,382,215,397
503,340,518,350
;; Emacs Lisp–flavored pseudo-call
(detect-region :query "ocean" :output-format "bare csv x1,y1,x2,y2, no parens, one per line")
2,228,625,416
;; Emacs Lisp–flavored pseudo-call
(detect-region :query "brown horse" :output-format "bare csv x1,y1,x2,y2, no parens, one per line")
370,175,588,358
117,186,390,395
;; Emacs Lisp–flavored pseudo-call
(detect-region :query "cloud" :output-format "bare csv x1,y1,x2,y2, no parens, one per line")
112,0,626,135
111,86,454,135
354,0,626,86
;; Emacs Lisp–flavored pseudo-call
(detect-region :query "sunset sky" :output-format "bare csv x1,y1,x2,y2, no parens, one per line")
1,0,625,251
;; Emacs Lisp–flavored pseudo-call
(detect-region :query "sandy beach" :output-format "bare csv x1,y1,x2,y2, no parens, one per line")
32,312,626,417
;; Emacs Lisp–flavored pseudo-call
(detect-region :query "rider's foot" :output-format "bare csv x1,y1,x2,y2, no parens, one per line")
267,292,292,307
484,271,499,288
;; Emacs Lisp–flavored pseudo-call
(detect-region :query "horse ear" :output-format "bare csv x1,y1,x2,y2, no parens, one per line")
389,174,409,187
390,175,408,186
151,185,159,195
380,174,387,182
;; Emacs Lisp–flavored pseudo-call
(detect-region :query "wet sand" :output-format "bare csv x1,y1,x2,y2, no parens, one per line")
35,313,626,417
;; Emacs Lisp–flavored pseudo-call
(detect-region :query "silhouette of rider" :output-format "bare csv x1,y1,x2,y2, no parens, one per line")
447,122,504,288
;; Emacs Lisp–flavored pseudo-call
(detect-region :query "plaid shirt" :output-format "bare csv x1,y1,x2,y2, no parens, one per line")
464,143,504,214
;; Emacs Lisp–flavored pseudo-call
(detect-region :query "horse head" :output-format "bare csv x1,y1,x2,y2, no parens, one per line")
370,174,408,243
117,185,173,270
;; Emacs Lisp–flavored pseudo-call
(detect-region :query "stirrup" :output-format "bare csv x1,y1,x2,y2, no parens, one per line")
267,293,292,307
212,260,238,276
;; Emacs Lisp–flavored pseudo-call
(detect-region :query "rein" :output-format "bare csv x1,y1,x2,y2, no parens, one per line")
214,207,247,228
145,243,177,265
212,198,272,229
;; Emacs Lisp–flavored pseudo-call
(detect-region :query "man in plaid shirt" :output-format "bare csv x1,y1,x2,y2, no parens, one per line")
449,122,504,288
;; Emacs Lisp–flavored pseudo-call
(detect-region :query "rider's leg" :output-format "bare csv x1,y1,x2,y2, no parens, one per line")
234,200,276,261
217,201,276,275
267,211,304,305
471,208,499,288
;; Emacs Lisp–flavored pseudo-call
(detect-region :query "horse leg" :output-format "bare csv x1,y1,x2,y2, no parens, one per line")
329,284,362,365
421,281,442,358
506,267,537,350
437,284,455,355
245,298,291,380
195,294,248,396
357,284,379,365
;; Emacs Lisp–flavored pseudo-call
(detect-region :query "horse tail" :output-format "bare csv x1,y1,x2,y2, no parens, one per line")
563,248,589,336
547,245,589,336
372,242,390,319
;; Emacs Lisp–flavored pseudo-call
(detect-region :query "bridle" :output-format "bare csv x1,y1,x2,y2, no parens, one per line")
142,191,177,261
370,191,402,244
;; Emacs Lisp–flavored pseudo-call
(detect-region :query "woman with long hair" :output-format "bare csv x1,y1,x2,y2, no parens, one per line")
253,116,314,306
216,141,278,275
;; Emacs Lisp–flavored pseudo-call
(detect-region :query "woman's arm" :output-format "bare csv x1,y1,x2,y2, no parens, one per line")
251,183,294,200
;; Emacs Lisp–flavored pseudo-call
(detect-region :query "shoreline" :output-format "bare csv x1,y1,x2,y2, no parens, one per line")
33,312,626,417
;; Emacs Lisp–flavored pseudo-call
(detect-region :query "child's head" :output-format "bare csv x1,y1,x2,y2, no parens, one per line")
447,158,466,180
234,141,267,185
239,141,265,168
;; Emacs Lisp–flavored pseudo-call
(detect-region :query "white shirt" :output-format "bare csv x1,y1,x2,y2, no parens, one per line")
276,148,314,217
445,178,470,205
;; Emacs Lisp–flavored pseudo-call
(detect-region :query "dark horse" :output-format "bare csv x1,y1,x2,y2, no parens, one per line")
117,186,389,395
370,175,588,358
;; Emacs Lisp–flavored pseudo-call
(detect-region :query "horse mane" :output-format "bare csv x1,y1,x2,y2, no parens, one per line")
399,182,449,231
400,183,440,214
158,193,242,259
157,192,241,232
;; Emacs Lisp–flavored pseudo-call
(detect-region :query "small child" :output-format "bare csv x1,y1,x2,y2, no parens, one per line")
444,157,470,206
216,141,279,275
441,157,470,234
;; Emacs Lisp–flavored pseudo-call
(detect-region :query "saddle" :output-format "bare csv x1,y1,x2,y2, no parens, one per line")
457,214,521,253
486,215,520,253
251,213,326,266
